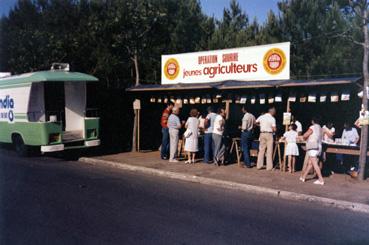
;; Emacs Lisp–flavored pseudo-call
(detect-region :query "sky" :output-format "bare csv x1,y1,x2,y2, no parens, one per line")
0,0,279,23
200,0,279,23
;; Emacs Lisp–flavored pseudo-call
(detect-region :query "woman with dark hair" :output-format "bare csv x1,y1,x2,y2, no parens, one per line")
300,116,324,185
184,108,200,163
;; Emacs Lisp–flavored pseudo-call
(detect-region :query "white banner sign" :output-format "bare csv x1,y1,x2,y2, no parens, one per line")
161,42,290,84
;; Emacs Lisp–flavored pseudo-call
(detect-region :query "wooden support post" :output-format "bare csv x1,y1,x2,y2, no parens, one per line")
131,99,141,152
131,109,137,152
225,100,230,120
235,142,241,167
282,99,291,171
285,100,291,131
137,108,140,152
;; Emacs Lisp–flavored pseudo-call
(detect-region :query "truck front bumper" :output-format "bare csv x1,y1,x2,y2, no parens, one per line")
40,139,100,152
85,139,100,147
41,144,65,152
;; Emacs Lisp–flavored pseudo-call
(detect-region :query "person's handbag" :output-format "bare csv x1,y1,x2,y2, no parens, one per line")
183,129,192,138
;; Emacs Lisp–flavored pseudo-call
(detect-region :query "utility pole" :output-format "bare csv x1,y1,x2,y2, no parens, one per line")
348,0,369,180
359,4,369,180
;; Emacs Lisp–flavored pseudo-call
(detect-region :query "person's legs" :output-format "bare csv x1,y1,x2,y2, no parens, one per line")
204,133,212,163
266,134,274,170
213,134,221,163
311,157,324,182
301,152,309,176
192,152,196,163
169,130,174,160
302,158,313,180
336,154,344,166
161,128,169,159
257,134,267,169
211,133,216,161
169,129,178,161
292,156,296,172
241,131,251,167
218,137,226,164
287,155,292,173
186,152,191,163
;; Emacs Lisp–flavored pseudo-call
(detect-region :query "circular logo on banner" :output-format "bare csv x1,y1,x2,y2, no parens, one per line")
263,48,286,75
164,58,180,80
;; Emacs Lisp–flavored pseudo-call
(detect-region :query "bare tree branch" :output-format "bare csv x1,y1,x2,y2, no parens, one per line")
332,32,365,46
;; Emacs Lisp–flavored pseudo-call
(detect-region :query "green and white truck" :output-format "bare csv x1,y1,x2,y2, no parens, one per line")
0,64,100,155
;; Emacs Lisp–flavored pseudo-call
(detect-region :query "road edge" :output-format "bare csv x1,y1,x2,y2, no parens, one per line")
79,157,369,214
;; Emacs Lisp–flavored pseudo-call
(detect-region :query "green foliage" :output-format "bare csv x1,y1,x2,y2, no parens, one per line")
277,0,362,78
0,0,365,85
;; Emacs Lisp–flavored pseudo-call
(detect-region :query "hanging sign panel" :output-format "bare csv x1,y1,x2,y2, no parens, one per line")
161,42,290,84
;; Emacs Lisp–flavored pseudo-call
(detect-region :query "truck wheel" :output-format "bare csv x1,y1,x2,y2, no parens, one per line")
12,135,29,157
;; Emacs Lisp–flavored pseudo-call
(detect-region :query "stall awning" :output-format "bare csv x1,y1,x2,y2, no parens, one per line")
126,77,361,92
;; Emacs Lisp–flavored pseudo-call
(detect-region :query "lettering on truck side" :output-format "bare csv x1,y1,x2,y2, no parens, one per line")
0,95,15,122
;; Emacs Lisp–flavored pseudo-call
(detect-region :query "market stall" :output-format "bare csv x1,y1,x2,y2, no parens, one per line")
126,42,367,172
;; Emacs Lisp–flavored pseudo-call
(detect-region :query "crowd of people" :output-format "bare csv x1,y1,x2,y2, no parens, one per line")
159,101,362,185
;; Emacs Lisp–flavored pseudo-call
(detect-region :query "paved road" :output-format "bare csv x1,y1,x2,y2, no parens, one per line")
1,149,369,245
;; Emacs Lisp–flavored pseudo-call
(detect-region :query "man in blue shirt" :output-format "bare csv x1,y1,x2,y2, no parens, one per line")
203,106,217,163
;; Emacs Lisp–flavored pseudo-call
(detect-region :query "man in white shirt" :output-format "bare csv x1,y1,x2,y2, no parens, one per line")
168,107,182,162
240,106,256,168
204,106,217,163
342,122,360,145
212,108,226,165
337,122,360,172
256,107,277,170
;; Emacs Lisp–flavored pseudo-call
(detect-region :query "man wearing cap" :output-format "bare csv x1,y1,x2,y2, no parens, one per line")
256,107,277,170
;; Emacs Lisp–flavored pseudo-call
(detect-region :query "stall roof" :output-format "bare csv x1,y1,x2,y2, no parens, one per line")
126,77,361,92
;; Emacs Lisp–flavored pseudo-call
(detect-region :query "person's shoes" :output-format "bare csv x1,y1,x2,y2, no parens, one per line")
191,160,196,164
184,160,191,164
169,159,179,163
313,180,324,185
161,157,168,160
299,177,305,182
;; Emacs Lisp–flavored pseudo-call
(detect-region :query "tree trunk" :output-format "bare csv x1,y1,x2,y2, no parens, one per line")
133,50,140,87
359,7,369,180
